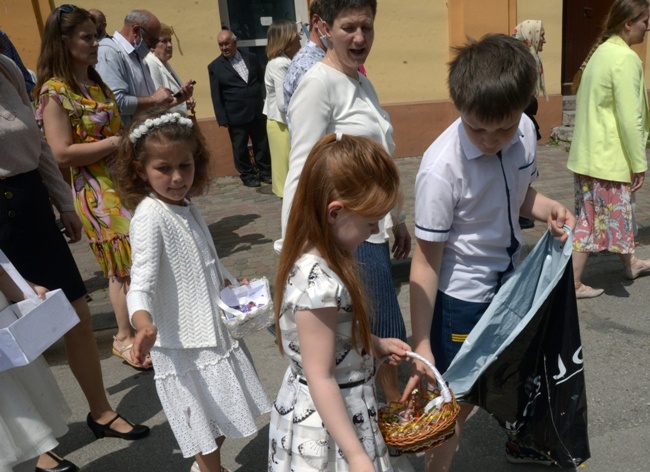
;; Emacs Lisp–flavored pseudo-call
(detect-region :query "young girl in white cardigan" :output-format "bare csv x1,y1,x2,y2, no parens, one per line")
114,109,271,472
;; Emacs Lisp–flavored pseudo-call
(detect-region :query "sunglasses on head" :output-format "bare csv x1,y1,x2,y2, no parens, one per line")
56,4,77,27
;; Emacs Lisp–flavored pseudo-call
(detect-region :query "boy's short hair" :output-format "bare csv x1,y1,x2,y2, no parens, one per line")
448,34,537,123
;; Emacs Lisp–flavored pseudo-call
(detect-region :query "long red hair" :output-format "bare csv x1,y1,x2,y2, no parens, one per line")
275,134,401,355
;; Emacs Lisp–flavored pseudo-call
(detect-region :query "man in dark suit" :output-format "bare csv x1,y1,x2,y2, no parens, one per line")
208,30,271,187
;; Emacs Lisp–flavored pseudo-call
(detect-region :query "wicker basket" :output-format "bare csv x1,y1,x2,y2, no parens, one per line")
378,351,460,454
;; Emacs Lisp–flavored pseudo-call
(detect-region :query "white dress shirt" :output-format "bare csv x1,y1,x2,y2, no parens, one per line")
414,115,538,302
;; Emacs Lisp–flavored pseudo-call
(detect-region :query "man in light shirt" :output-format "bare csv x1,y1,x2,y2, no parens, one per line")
96,10,193,125
282,0,327,133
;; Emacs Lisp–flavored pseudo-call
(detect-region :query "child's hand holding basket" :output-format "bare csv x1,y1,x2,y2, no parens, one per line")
378,351,460,454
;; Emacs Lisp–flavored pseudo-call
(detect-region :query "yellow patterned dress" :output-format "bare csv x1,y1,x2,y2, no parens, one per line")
35,79,131,278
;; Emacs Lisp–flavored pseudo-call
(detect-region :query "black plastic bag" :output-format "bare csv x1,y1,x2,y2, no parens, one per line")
445,230,590,468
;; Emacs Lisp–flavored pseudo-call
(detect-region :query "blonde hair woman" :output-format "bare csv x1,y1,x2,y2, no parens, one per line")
263,19,300,197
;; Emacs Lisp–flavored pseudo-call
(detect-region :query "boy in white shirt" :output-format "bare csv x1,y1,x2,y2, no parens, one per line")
406,34,576,471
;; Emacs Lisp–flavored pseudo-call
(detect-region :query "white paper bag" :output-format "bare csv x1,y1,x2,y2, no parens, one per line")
0,250,79,372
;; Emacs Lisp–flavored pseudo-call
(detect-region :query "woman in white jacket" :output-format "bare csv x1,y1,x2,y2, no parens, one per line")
263,20,300,198
144,23,195,115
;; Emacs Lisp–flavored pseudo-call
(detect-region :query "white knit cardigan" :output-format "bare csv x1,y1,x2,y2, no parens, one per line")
127,196,224,349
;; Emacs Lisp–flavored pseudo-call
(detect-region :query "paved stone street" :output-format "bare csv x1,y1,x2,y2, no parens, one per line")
43,144,650,471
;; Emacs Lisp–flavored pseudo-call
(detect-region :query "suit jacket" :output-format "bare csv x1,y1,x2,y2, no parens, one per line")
207,50,265,126
568,35,650,182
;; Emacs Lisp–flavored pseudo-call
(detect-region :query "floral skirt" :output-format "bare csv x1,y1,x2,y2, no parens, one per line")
572,174,635,254
72,161,132,278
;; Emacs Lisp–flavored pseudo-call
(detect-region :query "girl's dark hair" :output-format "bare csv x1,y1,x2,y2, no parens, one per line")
320,0,377,24
572,0,650,93
274,134,400,356
34,5,107,101
114,107,211,209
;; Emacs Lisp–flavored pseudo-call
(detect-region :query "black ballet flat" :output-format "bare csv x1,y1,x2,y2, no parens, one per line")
35,451,79,472
86,412,150,440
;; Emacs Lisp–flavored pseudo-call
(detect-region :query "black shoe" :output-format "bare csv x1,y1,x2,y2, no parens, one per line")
35,451,79,472
518,217,535,229
243,179,261,188
260,175,272,184
87,412,150,440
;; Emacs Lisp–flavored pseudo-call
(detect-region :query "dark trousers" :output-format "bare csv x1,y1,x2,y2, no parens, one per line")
228,114,271,183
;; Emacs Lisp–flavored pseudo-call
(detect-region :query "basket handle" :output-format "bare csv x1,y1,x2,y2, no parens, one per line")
406,351,453,403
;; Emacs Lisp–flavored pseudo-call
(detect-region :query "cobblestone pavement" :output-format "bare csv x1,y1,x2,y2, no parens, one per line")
43,144,650,471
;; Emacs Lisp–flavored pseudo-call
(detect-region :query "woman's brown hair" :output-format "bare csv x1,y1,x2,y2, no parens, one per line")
274,134,401,356
266,20,298,60
34,5,107,101
572,0,650,93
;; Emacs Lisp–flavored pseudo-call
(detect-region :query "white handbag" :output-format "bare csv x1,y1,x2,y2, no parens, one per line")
0,250,80,372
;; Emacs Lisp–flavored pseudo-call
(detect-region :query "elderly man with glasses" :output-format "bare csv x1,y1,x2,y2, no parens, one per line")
96,9,193,125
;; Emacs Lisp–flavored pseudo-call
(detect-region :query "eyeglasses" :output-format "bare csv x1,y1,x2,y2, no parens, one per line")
56,4,77,28
138,26,159,48
158,38,173,45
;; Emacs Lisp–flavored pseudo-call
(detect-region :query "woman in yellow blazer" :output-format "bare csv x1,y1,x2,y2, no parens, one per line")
568,0,650,299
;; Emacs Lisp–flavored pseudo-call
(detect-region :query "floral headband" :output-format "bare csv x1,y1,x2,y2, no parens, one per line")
129,112,194,145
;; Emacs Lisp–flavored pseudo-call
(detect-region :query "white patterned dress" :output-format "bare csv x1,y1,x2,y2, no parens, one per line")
268,253,393,471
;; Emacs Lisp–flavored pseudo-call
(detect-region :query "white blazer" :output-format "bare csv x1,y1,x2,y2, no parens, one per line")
143,52,188,115
263,54,291,123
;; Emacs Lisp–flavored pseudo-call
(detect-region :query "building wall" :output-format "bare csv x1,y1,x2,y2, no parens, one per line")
367,0,448,104
0,0,51,72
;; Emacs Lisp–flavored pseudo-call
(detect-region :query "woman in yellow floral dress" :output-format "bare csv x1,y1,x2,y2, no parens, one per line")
34,6,148,371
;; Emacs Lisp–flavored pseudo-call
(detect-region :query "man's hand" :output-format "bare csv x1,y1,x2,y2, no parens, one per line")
151,87,174,106
392,222,412,260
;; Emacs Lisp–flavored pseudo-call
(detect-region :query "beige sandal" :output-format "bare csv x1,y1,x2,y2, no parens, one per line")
575,284,604,299
112,336,152,370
